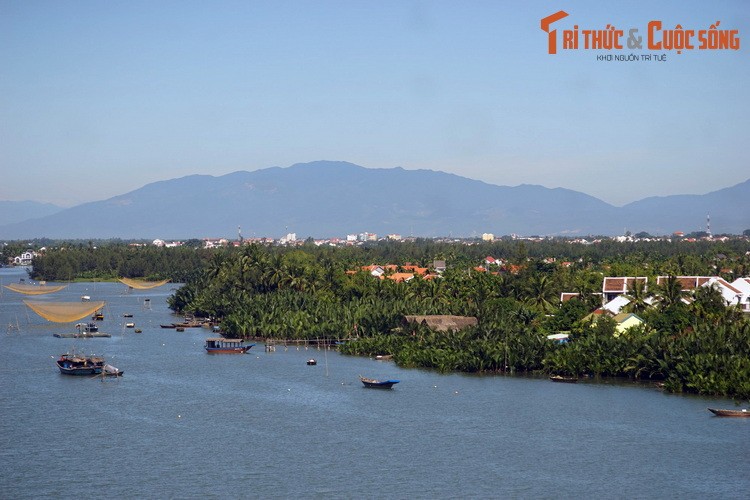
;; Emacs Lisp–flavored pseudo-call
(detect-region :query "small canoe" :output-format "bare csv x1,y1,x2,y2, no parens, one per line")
707,408,750,417
360,376,399,389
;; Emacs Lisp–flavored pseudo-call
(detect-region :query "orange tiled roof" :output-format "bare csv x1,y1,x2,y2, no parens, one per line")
387,273,415,282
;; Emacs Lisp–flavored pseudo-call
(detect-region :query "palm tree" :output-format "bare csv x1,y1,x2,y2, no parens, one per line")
526,274,556,313
623,278,650,314
656,275,687,310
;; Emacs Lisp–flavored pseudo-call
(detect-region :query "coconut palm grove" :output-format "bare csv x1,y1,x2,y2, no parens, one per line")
15,236,750,400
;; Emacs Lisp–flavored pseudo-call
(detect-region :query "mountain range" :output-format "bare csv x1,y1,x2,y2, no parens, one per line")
0,161,747,239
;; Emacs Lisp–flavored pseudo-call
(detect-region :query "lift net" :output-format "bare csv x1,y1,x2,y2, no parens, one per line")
24,300,106,323
4,283,67,295
118,278,170,290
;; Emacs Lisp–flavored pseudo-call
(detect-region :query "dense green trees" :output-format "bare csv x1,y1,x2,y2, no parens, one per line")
28,244,212,282
23,238,750,400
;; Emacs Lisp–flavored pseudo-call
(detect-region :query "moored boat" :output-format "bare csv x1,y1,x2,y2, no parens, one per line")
307,359,317,365
204,338,255,354
75,322,99,333
550,375,578,383
359,376,400,389
707,408,750,417
56,352,105,375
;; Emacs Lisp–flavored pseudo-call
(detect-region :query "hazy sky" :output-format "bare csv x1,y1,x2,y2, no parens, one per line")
2,0,748,207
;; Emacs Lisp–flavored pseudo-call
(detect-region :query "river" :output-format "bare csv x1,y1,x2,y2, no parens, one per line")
0,267,748,499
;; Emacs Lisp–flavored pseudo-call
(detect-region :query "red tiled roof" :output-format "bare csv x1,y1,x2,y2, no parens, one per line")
603,277,647,293
560,293,579,303
656,276,715,290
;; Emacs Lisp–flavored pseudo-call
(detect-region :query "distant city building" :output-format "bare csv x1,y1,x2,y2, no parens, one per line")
386,234,402,241
203,238,228,249
280,233,297,244
482,233,494,241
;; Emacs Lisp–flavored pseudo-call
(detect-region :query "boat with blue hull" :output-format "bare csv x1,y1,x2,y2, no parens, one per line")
55,352,122,376
360,376,400,389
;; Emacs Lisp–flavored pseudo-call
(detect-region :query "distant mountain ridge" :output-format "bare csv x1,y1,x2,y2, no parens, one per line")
0,201,63,227
0,161,747,239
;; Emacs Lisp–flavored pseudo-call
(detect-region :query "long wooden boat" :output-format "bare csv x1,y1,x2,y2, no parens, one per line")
360,376,400,389
707,408,750,417
56,352,122,376
56,353,102,375
204,338,255,354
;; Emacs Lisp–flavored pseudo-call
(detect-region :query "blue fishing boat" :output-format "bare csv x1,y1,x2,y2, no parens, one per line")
55,352,122,376
360,376,400,389
56,353,103,375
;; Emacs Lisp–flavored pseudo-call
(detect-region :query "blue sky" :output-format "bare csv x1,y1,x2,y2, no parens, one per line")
1,0,748,207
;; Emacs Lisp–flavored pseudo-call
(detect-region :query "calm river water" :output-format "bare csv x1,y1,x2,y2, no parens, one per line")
0,267,748,499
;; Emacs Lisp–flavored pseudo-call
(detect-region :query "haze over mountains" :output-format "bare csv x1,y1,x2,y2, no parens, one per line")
0,161,747,239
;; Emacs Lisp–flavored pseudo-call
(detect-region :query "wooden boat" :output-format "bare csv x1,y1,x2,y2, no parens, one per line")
360,376,400,389
75,322,99,333
102,364,124,377
160,324,177,329
53,321,110,338
92,311,104,321
204,338,255,354
550,375,578,383
707,408,750,417
56,352,106,376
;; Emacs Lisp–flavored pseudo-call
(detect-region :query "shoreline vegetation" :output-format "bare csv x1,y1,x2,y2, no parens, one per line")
16,238,750,401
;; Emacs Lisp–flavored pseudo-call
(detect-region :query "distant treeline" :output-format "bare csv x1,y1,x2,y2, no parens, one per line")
28,243,213,282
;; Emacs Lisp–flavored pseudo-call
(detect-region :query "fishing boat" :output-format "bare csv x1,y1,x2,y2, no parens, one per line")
707,408,750,417
359,376,400,389
92,311,104,321
204,338,255,354
549,375,578,383
53,321,111,338
125,322,135,328
55,352,122,376
75,322,99,333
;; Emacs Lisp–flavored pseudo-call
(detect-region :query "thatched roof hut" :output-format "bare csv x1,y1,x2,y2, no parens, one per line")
404,315,478,332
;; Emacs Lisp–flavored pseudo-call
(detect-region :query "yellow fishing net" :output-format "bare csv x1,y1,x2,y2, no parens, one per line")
118,278,170,289
24,300,106,323
4,283,67,295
